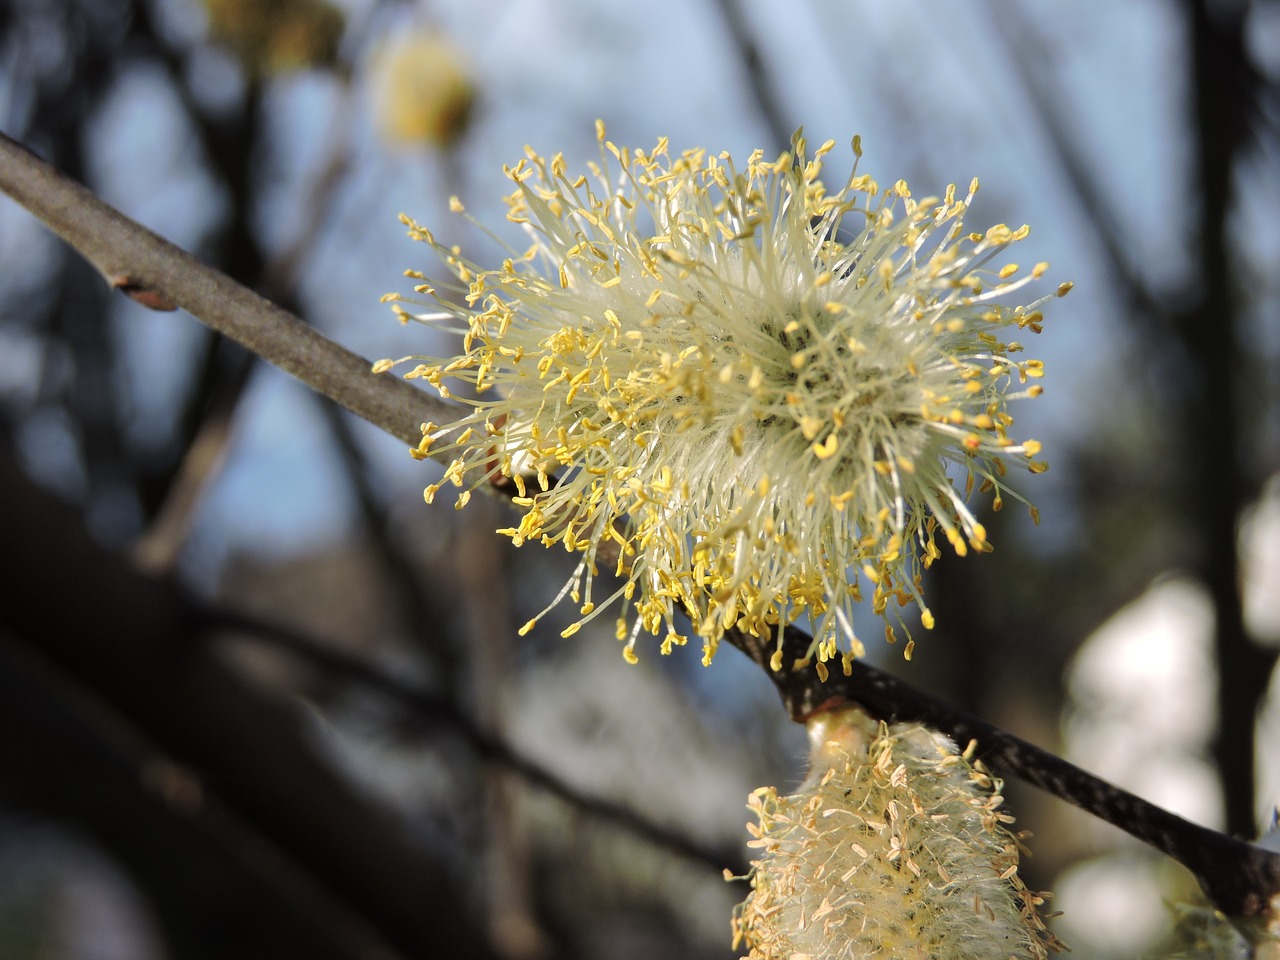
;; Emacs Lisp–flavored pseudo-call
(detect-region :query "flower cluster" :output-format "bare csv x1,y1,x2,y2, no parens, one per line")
732,707,1062,960
379,124,1067,667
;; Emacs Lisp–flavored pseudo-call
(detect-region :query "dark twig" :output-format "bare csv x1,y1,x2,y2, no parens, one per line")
704,0,792,151
726,621,1280,918
199,604,737,875
983,0,1171,328
313,394,466,685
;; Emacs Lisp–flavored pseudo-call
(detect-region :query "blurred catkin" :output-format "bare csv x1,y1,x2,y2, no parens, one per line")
369,31,474,149
201,0,344,74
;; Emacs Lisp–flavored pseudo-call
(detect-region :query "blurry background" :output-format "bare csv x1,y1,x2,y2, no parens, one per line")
1,0,1279,957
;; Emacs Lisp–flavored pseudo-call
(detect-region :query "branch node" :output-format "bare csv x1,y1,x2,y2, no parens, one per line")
110,274,178,311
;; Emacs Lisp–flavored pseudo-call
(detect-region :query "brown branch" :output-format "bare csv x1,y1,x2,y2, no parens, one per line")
132,364,246,573
0,131,450,450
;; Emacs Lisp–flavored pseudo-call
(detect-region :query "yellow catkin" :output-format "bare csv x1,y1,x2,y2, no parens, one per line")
733,707,1064,960
368,31,475,148
380,125,1064,664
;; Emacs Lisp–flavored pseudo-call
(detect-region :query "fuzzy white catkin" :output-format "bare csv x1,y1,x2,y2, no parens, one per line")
733,707,1061,960
383,130,1063,667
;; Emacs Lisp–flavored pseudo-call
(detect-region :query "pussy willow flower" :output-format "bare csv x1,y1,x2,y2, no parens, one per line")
378,123,1068,667
731,707,1062,960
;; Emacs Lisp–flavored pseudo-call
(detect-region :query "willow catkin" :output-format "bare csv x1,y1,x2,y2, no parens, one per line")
732,707,1062,960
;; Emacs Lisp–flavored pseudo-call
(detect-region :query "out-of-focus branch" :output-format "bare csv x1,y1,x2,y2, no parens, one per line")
704,0,792,151
202,604,736,875
310,393,467,686
0,429,501,960
0,634,407,960
453,495,551,959
1186,0,1272,842
132,370,245,572
0,131,449,450
984,0,1170,328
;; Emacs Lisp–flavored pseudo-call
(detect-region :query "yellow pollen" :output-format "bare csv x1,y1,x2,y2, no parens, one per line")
812,434,839,459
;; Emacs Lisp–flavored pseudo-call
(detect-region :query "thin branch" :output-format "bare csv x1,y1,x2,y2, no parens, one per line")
0,131,449,449
726,621,1280,918
704,0,792,152
199,604,737,875
132,358,248,573
983,0,1171,327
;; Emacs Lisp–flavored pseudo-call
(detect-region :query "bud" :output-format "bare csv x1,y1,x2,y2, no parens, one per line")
369,31,475,149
